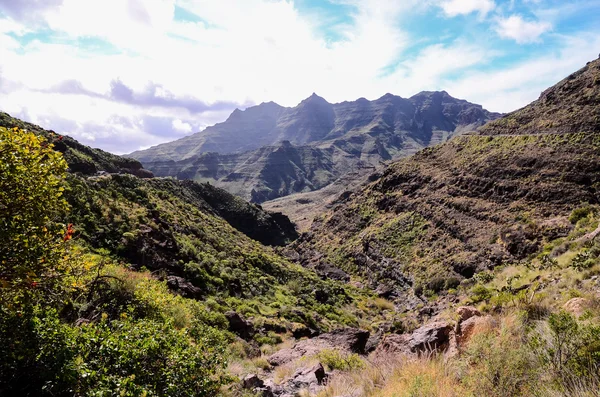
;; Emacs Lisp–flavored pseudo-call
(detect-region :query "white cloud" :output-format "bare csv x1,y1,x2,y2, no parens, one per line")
444,33,600,112
0,0,598,153
172,119,192,133
495,15,552,43
439,0,496,17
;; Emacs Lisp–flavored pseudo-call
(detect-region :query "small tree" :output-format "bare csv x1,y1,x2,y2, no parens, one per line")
0,126,69,297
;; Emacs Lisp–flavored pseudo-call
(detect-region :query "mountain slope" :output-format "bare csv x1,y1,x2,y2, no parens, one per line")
130,92,500,202
291,57,600,305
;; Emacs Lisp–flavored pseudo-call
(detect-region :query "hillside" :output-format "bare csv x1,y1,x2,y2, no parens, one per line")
0,116,396,395
292,57,600,306
130,92,500,202
3,57,600,396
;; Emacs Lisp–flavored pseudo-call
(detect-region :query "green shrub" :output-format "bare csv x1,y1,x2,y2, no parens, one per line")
569,206,594,224
571,251,596,271
0,127,69,295
317,349,365,371
474,271,494,284
471,284,492,303
463,317,538,396
531,311,600,380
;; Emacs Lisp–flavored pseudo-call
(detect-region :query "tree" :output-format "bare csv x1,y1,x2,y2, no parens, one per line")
0,126,69,296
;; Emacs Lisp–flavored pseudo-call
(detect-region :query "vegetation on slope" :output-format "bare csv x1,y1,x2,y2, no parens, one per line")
0,124,395,395
293,58,600,309
319,208,600,397
0,126,228,395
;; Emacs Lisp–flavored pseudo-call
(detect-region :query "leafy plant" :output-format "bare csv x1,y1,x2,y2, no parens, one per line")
317,349,365,371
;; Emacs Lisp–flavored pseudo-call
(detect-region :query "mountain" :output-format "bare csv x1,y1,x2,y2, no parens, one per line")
291,57,600,303
4,58,600,397
129,92,501,202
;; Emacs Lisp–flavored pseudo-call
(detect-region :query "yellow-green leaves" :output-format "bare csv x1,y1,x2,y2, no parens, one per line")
0,126,69,291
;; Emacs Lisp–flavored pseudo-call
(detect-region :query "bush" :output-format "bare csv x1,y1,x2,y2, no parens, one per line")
0,127,69,294
74,318,227,396
317,349,365,371
569,206,594,224
531,311,600,380
463,316,538,396
470,284,492,303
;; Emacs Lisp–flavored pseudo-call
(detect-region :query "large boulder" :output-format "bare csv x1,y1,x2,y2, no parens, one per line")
375,321,454,357
166,275,201,298
456,315,497,348
242,374,264,389
268,328,369,366
225,311,255,340
456,306,481,322
563,297,591,317
290,363,327,389
374,334,413,356
409,321,453,353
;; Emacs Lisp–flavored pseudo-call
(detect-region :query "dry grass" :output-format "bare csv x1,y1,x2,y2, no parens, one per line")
317,353,469,397
273,355,320,384
317,353,402,397
375,358,470,397
371,298,395,312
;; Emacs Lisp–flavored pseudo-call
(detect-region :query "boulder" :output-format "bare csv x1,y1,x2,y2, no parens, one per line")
318,328,370,354
290,363,327,389
456,306,481,322
225,311,255,340
374,334,413,356
365,331,383,353
243,374,264,389
409,321,452,353
315,262,350,282
456,315,497,347
292,323,319,339
166,276,201,298
269,328,369,366
563,297,591,317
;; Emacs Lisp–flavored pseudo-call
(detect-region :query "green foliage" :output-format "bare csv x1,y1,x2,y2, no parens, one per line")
74,318,226,396
473,271,494,284
569,205,595,224
531,311,600,380
0,127,69,292
317,349,365,371
463,317,538,396
0,130,230,395
470,284,492,303
570,251,596,271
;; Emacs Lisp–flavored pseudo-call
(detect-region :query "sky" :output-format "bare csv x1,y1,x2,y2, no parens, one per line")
0,0,599,154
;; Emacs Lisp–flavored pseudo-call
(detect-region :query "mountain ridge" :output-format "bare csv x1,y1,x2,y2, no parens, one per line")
130,91,501,202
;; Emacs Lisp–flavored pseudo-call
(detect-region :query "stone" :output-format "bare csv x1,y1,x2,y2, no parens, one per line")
374,334,413,356
409,321,452,353
243,374,264,389
166,275,201,298
456,315,496,348
365,331,383,353
456,306,481,322
292,323,319,339
225,311,255,340
317,328,370,354
290,363,327,388
563,297,591,317
268,328,369,366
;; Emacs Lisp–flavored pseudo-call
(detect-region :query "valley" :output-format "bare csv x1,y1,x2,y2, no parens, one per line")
1,53,600,396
